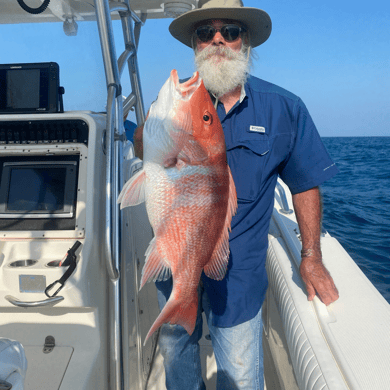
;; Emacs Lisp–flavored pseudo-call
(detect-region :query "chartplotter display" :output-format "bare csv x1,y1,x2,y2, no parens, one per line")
0,160,77,219
0,62,61,114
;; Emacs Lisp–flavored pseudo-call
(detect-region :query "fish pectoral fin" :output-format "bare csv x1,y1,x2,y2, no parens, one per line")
117,169,146,208
178,139,208,164
204,167,238,280
140,237,172,290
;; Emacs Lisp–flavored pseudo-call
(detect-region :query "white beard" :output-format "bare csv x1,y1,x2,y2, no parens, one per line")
195,45,251,97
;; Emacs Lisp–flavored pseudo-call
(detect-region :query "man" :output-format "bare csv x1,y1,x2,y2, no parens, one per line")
133,1,339,389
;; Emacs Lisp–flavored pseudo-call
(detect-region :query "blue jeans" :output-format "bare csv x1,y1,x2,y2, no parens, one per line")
156,279,264,390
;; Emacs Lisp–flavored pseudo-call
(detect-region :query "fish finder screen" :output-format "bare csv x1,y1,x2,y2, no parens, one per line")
7,167,66,212
0,160,78,219
6,69,40,109
0,62,59,114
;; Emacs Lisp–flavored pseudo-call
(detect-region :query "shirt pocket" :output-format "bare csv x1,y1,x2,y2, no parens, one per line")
226,136,270,202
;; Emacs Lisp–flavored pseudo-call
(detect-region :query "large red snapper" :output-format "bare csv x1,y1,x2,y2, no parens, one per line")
118,70,237,343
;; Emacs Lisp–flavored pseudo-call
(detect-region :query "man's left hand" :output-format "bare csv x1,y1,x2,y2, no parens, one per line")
299,250,339,306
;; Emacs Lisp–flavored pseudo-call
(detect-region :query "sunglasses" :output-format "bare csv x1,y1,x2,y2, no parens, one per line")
194,24,247,43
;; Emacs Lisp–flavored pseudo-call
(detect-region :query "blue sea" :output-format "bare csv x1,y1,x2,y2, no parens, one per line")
321,137,390,304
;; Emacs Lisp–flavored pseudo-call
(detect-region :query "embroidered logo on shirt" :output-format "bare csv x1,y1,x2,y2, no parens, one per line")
249,125,265,133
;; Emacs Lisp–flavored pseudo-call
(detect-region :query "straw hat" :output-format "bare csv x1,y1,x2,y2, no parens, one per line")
169,0,272,48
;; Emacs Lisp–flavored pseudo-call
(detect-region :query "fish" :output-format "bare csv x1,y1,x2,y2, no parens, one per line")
117,69,237,343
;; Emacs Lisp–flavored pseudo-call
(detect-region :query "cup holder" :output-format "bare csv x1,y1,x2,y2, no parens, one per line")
46,260,66,267
9,260,38,268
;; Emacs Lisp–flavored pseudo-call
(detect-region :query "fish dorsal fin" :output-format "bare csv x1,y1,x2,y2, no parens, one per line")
117,169,146,208
140,237,172,290
204,167,238,280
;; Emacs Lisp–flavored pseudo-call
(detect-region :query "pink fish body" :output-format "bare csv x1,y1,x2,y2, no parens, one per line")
118,70,237,343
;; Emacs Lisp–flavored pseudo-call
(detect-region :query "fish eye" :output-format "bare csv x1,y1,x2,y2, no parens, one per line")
203,111,212,124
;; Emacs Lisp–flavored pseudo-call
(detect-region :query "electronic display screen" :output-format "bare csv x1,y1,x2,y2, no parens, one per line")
6,69,40,109
7,167,66,212
0,161,77,218
0,62,59,114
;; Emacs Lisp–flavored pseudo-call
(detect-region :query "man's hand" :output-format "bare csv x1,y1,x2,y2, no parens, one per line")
133,123,144,159
133,110,150,160
299,249,339,305
292,187,339,306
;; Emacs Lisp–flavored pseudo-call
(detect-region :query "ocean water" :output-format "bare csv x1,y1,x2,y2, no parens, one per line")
321,137,390,304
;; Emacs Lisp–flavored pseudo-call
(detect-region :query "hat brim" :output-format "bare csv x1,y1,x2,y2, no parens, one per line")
169,7,272,48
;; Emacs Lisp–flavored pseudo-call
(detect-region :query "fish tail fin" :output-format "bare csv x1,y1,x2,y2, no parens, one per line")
144,295,198,345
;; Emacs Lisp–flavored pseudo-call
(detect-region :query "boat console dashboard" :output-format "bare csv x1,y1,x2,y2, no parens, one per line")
0,119,88,145
0,62,99,239
0,112,105,240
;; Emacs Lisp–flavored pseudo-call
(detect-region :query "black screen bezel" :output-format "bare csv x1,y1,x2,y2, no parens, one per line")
0,161,77,218
0,155,79,231
0,62,59,114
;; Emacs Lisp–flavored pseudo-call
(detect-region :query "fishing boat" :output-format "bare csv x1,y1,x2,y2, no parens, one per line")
0,1,389,389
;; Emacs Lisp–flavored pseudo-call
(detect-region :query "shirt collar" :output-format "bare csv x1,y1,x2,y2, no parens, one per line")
239,83,247,103
209,84,247,109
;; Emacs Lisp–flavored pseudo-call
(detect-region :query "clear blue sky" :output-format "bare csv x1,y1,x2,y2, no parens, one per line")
2,0,389,136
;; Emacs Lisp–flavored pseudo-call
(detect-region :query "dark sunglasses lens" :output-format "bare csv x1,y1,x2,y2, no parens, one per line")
195,25,244,43
196,26,215,42
221,26,241,42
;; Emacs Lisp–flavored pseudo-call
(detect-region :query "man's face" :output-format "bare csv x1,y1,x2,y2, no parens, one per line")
195,19,243,54
193,19,250,97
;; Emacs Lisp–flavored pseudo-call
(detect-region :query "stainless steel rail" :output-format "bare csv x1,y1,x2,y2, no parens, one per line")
5,295,64,308
94,2,123,390
123,93,136,118
120,0,146,124
118,45,135,77
109,1,129,13
275,181,294,215
94,0,120,280
118,5,146,388
94,1,147,389
105,85,120,281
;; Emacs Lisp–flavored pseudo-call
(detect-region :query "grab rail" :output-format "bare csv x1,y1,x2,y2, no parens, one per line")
109,1,128,14
123,93,136,118
104,85,119,281
120,0,146,124
275,181,294,214
95,2,124,390
118,44,135,77
5,295,64,308
95,1,146,389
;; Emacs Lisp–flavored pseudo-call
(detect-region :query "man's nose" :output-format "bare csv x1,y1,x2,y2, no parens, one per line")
211,31,225,45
